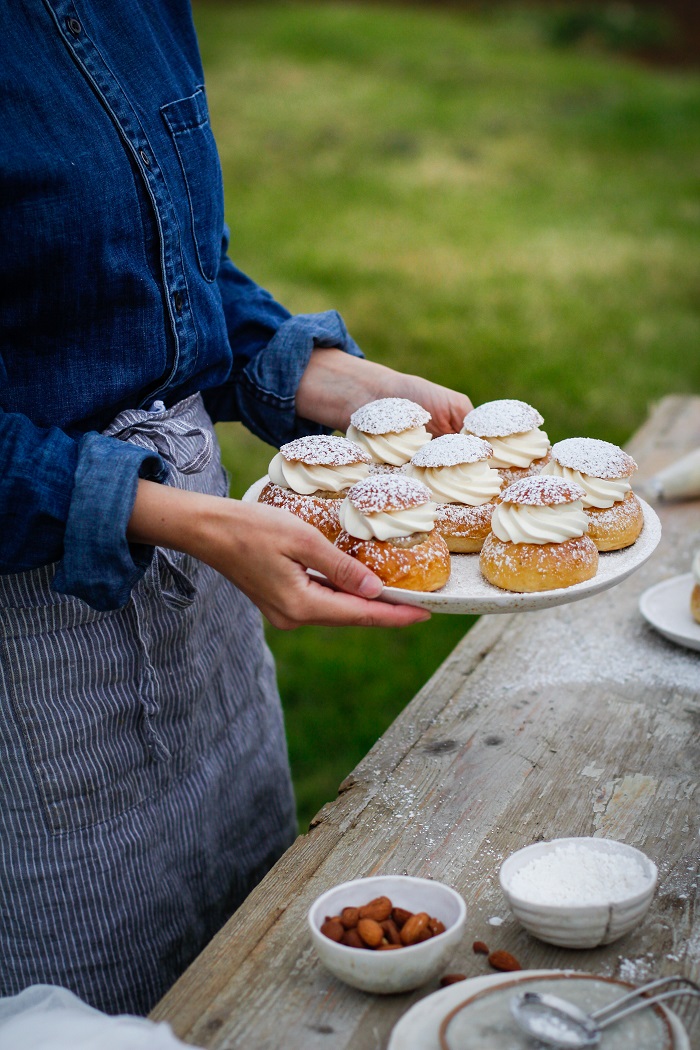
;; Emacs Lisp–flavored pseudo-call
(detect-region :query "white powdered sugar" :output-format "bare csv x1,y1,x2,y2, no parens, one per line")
508,843,650,905
279,434,371,466
551,437,637,480
500,474,587,507
463,398,544,438
346,473,432,513
349,398,431,435
410,432,493,467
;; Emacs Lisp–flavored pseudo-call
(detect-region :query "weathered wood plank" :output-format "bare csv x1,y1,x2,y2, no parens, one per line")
152,395,700,1048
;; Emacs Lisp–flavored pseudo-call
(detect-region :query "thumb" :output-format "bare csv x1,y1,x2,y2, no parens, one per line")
303,533,384,599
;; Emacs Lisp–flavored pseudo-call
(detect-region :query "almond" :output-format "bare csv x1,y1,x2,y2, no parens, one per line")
392,907,413,928
357,918,384,948
381,918,402,945
428,917,446,936
440,973,468,987
341,928,364,949
488,949,521,972
340,907,360,929
400,911,431,946
321,917,344,943
358,896,393,922
472,940,489,955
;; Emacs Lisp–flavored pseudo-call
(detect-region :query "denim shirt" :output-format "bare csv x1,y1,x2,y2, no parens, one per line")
0,0,361,611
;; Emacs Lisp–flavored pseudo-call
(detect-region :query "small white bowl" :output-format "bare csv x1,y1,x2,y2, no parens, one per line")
308,874,466,994
499,837,658,949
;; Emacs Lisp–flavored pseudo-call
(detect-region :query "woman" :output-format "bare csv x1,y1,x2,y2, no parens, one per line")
0,0,472,1013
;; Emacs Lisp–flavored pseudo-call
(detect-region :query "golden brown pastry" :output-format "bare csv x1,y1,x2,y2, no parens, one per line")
406,433,503,552
542,437,643,551
461,399,551,486
480,475,598,592
346,398,432,470
335,474,450,591
259,435,371,541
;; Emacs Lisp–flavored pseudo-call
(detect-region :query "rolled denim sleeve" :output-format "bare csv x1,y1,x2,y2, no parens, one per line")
53,433,167,611
0,409,165,611
204,229,364,446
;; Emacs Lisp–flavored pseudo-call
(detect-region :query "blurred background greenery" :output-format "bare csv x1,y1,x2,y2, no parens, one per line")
192,1,700,829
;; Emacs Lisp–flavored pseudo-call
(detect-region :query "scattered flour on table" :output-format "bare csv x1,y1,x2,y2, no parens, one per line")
508,844,650,904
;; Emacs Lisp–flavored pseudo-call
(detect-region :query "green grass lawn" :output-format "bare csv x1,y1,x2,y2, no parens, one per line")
193,1,700,829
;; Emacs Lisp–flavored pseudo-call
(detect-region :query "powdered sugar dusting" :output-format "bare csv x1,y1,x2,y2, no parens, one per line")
502,475,587,507
347,473,433,514
481,532,598,591
551,437,637,480
463,399,544,438
258,482,340,536
279,435,371,466
350,398,431,435
336,529,450,589
436,501,495,527
410,433,493,468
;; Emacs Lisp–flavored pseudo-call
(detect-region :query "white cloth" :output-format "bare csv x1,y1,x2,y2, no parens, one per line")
0,986,200,1050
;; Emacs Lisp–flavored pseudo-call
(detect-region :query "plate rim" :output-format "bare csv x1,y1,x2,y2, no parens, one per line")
387,969,687,1050
639,573,700,652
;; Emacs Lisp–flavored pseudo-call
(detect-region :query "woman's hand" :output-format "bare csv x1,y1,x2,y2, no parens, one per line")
295,350,473,436
127,352,471,628
127,480,431,630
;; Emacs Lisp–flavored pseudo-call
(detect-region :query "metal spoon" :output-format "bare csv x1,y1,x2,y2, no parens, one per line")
510,976,700,1048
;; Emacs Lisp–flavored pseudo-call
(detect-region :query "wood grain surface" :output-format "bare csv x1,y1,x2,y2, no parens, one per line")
152,395,700,1048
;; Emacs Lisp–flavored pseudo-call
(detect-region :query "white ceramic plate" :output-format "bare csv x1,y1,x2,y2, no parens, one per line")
387,970,689,1050
243,478,661,615
639,574,700,652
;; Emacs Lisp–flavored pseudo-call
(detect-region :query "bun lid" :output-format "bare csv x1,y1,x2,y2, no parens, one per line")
500,474,586,507
550,437,637,480
350,398,431,435
410,432,493,468
463,398,543,438
346,474,433,514
279,435,371,466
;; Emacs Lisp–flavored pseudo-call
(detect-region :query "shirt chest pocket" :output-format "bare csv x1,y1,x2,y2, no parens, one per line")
161,87,224,283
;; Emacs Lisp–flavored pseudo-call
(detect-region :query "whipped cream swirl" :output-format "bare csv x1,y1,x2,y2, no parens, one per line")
340,498,437,541
268,453,369,494
346,424,431,466
462,427,549,469
407,460,502,506
542,461,630,509
491,500,588,544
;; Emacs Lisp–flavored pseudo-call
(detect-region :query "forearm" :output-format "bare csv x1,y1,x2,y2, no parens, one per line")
127,478,220,554
295,349,474,436
295,350,396,431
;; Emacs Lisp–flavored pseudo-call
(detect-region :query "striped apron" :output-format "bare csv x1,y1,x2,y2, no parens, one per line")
0,394,296,1014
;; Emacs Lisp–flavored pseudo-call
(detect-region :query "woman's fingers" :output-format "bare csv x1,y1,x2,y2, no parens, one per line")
264,575,431,630
259,520,431,628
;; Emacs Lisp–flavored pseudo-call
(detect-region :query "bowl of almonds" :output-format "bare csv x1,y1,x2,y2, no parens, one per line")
307,874,467,993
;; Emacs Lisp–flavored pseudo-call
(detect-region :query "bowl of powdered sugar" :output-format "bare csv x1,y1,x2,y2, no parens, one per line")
499,837,657,948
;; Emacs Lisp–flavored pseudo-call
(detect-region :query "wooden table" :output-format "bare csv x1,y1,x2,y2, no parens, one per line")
152,395,700,1048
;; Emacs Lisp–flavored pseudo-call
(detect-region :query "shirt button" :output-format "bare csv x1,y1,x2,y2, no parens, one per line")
66,16,82,35
173,291,183,314
139,149,151,168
